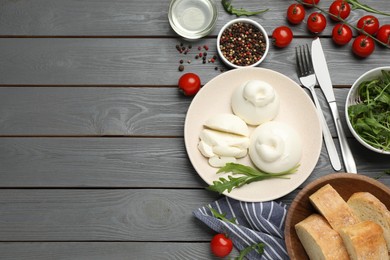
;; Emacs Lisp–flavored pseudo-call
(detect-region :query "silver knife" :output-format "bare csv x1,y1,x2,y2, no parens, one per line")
311,38,357,173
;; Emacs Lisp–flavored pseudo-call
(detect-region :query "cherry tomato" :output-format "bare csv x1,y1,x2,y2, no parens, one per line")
328,0,351,21
307,12,327,34
352,35,375,58
210,233,233,258
178,73,201,96
287,4,306,25
357,15,380,35
272,26,293,48
302,0,320,7
332,23,353,45
376,24,390,46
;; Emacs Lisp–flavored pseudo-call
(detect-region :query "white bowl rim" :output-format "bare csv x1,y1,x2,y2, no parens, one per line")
217,18,269,69
345,66,390,155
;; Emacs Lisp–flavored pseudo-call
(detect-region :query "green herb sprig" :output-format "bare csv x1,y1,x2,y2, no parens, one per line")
209,206,237,224
375,169,390,180
348,70,390,152
346,0,390,17
235,243,265,260
221,0,269,17
207,163,299,194
209,206,266,259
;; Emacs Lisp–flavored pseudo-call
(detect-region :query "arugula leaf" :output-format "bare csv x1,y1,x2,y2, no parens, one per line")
346,0,390,16
207,163,299,194
221,0,269,17
208,206,237,224
235,242,265,260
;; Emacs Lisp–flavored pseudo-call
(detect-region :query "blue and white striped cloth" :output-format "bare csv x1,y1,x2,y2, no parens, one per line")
193,197,289,260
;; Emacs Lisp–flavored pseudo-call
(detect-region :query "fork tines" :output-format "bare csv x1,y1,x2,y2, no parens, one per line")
296,44,314,76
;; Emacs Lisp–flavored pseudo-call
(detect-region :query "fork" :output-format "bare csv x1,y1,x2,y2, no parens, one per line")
296,45,341,171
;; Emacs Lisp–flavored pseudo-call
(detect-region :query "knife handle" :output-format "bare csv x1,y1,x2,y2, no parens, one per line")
329,102,357,173
309,88,341,171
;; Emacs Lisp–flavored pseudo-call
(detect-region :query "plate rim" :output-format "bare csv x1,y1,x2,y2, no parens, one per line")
184,67,322,202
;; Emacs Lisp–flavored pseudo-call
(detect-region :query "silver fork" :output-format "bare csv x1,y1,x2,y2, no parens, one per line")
296,45,341,171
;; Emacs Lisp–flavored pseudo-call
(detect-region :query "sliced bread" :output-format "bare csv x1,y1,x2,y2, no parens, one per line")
295,214,349,260
309,184,360,231
339,220,389,260
347,192,390,252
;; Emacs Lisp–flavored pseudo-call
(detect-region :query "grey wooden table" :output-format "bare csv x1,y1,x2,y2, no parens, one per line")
0,0,389,259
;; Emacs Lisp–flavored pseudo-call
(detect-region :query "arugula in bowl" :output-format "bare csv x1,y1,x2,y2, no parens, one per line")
347,69,390,153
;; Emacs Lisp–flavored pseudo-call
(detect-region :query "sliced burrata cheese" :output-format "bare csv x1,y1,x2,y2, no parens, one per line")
249,121,302,173
212,145,247,158
209,156,237,168
198,114,250,168
204,113,249,137
198,140,215,158
231,80,280,125
199,129,250,149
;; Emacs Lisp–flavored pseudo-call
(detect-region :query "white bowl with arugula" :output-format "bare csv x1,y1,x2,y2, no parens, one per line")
346,67,390,154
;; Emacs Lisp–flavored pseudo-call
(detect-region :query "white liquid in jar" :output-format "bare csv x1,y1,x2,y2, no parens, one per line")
170,0,215,37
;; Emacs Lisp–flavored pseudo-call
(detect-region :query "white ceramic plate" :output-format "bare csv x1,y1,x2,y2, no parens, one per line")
184,68,322,202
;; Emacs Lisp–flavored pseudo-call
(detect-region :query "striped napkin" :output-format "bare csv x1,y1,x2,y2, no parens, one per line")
193,197,289,260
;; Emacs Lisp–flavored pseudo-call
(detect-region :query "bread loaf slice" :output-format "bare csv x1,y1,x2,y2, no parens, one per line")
339,220,389,260
295,214,349,260
347,192,390,252
309,184,360,231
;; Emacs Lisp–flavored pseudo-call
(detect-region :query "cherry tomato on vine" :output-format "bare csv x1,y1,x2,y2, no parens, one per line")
328,0,351,21
272,26,293,48
210,233,233,258
352,35,375,58
178,73,201,96
376,24,390,46
307,12,327,34
302,0,320,7
332,23,353,45
287,4,306,25
357,15,380,35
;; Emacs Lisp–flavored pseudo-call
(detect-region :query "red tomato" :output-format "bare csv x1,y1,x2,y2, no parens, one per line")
307,12,327,34
357,15,380,35
272,26,293,48
302,0,320,7
376,24,390,46
178,73,201,96
210,233,233,258
332,23,353,45
328,0,351,21
352,35,375,58
287,4,306,25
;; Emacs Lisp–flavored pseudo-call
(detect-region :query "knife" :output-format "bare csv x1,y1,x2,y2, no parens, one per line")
311,38,357,174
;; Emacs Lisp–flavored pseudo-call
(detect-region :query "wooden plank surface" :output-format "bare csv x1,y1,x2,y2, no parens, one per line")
0,38,388,85
0,137,389,188
0,242,239,260
0,0,388,36
0,87,364,136
0,189,220,241
0,0,389,258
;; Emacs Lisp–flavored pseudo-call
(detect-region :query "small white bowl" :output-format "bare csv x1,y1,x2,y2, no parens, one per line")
217,18,269,68
168,0,218,40
345,66,390,155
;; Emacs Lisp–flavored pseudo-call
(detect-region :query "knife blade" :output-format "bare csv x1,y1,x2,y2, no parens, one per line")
311,38,357,174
